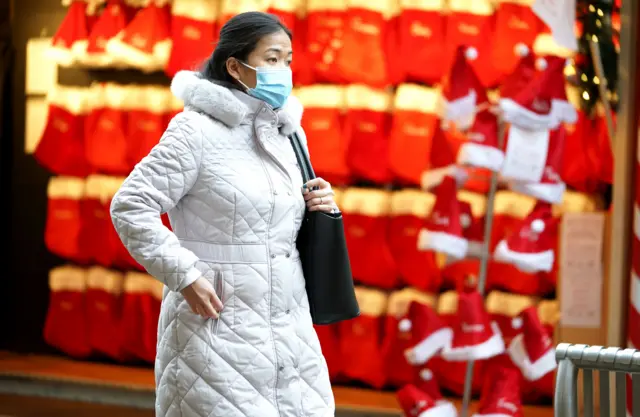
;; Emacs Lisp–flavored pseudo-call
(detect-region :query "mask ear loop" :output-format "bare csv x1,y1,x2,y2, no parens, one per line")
234,59,255,93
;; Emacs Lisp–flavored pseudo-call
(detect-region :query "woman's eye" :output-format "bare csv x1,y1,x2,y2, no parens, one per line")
285,60,292,67
267,58,278,64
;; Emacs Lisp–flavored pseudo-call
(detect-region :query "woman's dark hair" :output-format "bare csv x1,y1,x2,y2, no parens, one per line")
202,11,292,83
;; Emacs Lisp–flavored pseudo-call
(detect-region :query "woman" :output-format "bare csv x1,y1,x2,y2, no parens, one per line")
110,12,337,417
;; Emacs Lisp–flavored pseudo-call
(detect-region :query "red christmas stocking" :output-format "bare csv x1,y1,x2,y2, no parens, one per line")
336,0,394,86
34,86,92,177
80,175,109,264
339,287,388,388
166,0,217,77
218,0,266,27
44,265,91,358
314,324,342,381
126,86,171,169
297,86,350,185
388,84,440,186
421,126,467,191
305,0,347,83
345,85,393,184
399,0,446,84
389,190,441,292
45,176,87,262
121,272,161,362
46,0,90,67
382,289,437,387
491,0,542,77
83,0,130,67
342,189,399,289
86,266,126,360
85,83,130,174
105,2,172,72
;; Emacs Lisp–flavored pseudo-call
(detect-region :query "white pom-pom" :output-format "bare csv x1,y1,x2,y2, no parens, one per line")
514,43,529,57
460,214,471,229
531,219,545,233
512,317,523,329
420,369,433,381
398,319,412,333
535,57,548,71
465,47,478,61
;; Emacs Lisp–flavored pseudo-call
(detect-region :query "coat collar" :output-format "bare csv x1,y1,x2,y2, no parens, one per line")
170,70,303,136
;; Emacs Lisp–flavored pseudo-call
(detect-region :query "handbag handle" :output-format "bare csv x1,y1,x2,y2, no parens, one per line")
289,132,316,184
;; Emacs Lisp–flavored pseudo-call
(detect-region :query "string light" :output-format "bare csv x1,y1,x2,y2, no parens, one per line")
583,91,591,101
593,76,600,85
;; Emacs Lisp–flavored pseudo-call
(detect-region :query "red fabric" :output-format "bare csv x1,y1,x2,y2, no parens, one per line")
477,364,523,417
562,112,601,193
425,177,465,237
166,15,216,77
126,103,168,169
86,285,125,361
49,1,89,61
592,112,616,185
381,315,415,388
345,106,392,184
314,324,341,381
441,259,481,292
389,214,441,292
432,355,485,396
86,0,129,58
384,14,406,85
398,7,446,84
504,202,558,254
121,288,158,362
305,7,346,83
397,384,438,415
449,291,495,349
268,9,314,86
339,314,386,388
119,4,171,56
413,368,444,402
45,188,86,263
491,3,542,77
79,189,107,264
520,306,553,363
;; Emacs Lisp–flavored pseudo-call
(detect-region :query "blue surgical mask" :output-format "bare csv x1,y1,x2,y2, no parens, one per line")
237,61,293,109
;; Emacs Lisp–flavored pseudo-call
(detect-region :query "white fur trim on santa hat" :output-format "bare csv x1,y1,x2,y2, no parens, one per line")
395,84,441,113
441,322,506,361
418,228,469,260
457,142,505,172
106,35,172,73
421,166,468,191
508,333,557,381
346,84,392,112
493,240,555,273
499,98,560,131
48,86,91,115
419,400,459,417
551,99,578,125
466,241,485,259
405,327,454,365
440,90,477,131
510,180,566,205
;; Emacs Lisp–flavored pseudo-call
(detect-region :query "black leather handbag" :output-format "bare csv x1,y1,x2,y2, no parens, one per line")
289,132,360,325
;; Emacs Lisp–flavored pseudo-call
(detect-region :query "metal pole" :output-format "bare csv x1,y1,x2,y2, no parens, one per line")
459,116,506,417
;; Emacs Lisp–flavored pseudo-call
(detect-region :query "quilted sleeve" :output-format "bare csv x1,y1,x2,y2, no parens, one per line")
110,113,205,292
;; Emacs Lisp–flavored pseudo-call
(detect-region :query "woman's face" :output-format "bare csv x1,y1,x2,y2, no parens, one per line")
227,29,293,89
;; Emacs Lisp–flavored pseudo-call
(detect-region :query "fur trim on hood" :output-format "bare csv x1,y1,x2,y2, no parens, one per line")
170,70,303,136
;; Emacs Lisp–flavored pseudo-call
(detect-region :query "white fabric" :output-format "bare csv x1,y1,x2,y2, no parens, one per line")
110,71,334,417
508,334,557,381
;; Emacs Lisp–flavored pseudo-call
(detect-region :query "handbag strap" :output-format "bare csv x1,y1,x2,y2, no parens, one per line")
289,132,316,184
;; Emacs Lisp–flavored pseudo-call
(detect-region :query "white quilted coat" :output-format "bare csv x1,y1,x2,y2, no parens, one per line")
110,71,335,417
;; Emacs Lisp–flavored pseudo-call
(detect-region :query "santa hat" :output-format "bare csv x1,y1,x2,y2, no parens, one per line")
415,368,445,403
397,384,458,417
421,127,469,191
458,200,485,259
472,366,523,417
509,126,567,204
441,291,505,361
418,176,469,259
82,0,130,67
457,109,504,172
106,2,172,73
499,44,537,101
440,46,488,131
508,306,556,381
537,55,578,125
47,0,90,67
493,202,558,273
400,301,453,366
499,54,563,131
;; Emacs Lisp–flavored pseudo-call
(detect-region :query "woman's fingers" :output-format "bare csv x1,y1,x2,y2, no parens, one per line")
210,293,224,314
309,204,337,213
303,177,330,191
303,187,334,201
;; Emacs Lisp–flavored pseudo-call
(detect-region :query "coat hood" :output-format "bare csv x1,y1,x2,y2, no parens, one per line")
170,70,304,136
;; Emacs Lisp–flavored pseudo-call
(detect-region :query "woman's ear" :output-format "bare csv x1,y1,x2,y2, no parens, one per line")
226,58,241,81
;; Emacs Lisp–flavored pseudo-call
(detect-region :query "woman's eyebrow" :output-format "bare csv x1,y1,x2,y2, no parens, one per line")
265,46,293,55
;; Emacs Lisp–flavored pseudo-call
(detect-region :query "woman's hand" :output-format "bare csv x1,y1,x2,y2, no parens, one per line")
181,277,223,318
303,178,339,214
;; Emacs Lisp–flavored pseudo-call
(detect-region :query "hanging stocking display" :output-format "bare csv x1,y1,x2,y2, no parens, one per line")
297,86,349,184
472,365,524,417
382,289,437,387
305,0,347,83
398,0,446,84
126,86,172,168
345,84,393,184
86,266,126,360
85,83,131,174
47,0,90,67
418,176,469,260
341,189,399,288
34,86,92,176
494,202,559,274
508,306,557,381
389,190,441,292
509,125,567,204
166,0,217,77
218,0,267,27
80,175,110,264
314,324,342,381
400,300,452,366
492,1,542,77
339,287,388,388
397,384,458,417
335,0,394,86
45,176,87,262
44,265,91,358
106,2,172,73
421,126,468,191
83,0,130,67
388,84,440,186
457,109,504,172
485,291,536,346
